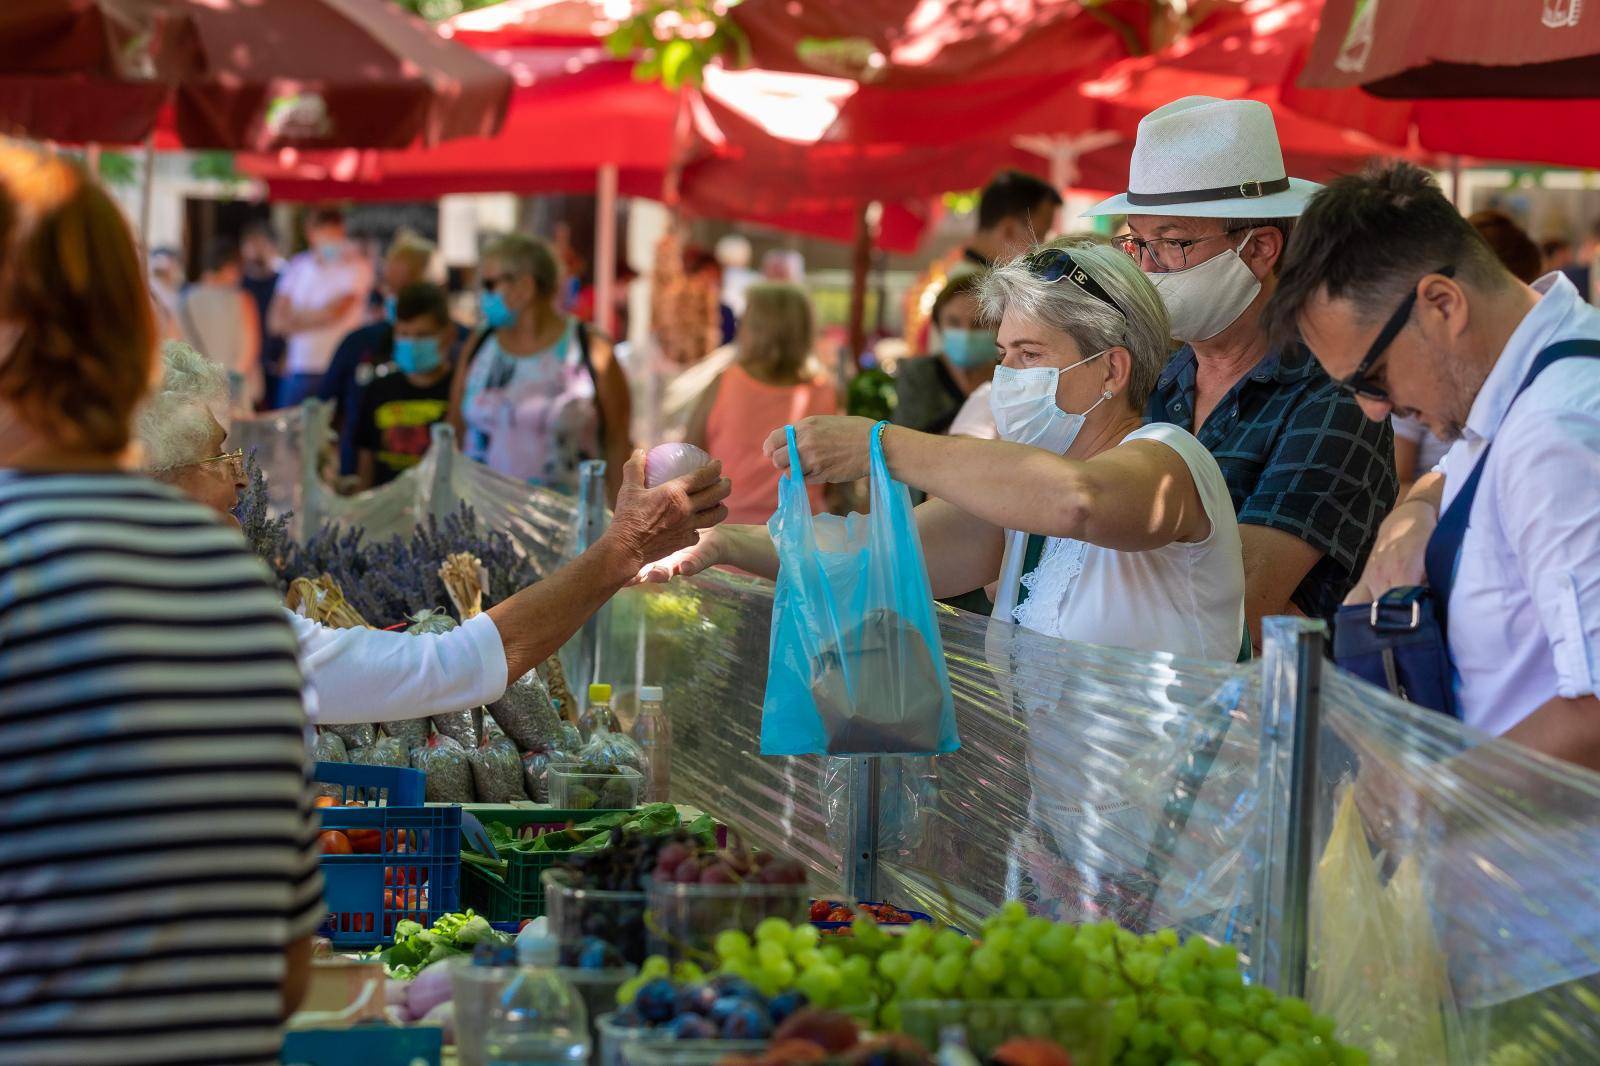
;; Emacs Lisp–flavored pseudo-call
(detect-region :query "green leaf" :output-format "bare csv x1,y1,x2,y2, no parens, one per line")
660,39,694,89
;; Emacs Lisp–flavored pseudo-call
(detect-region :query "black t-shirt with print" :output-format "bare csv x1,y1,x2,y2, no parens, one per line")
353,365,454,487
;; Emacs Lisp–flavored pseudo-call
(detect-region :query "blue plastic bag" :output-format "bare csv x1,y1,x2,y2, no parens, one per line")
760,422,960,756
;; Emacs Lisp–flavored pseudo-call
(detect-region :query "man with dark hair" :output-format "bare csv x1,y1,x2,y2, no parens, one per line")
241,219,286,409
964,170,1064,268
352,282,463,490
267,206,372,408
1085,96,1396,644
1266,160,1600,769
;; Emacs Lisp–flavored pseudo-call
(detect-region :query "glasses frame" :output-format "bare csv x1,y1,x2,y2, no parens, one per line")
480,271,523,293
1113,227,1252,273
1022,248,1127,320
1338,264,1457,402
194,449,246,480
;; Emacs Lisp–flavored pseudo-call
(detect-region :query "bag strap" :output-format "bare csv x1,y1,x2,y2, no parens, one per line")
1424,337,1600,623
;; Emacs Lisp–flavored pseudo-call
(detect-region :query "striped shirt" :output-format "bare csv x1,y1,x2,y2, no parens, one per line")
0,472,324,1066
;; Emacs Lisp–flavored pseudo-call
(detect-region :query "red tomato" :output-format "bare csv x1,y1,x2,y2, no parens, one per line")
313,795,338,808
317,831,353,855
385,865,428,886
810,900,832,922
345,829,382,854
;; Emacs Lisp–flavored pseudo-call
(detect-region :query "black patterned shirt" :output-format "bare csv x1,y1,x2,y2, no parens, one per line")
1145,344,1397,620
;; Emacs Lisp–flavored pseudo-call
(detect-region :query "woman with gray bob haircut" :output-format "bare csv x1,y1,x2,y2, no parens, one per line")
652,239,1248,662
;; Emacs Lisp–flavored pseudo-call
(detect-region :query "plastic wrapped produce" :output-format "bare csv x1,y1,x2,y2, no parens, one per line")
578,726,645,773
350,735,410,769
381,717,430,751
411,734,474,802
469,735,527,803
558,722,582,752
313,731,349,763
488,669,564,751
322,722,376,750
521,749,555,802
539,655,575,719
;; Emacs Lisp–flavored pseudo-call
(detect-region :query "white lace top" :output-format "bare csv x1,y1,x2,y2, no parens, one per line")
995,423,1245,662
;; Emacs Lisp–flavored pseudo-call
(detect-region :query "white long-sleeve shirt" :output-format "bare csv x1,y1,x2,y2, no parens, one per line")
283,609,508,725
1436,272,1600,735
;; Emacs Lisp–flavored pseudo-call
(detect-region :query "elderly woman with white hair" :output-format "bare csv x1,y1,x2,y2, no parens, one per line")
140,342,731,723
649,240,1246,661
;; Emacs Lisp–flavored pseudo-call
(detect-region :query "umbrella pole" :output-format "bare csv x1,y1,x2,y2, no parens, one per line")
595,163,620,339
847,203,876,370
138,133,156,259
1448,155,1465,208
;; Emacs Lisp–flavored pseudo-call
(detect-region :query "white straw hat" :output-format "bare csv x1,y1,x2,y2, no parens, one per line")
1084,96,1321,219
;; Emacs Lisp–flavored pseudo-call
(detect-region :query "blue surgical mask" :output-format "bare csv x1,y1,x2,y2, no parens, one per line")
393,336,442,375
383,295,397,323
479,289,514,329
942,327,998,369
315,239,345,264
988,351,1111,454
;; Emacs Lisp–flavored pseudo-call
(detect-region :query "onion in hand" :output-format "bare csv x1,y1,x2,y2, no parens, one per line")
645,443,713,488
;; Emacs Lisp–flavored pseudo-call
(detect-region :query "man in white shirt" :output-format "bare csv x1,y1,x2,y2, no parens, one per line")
139,342,731,725
268,207,373,409
1266,161,1600,770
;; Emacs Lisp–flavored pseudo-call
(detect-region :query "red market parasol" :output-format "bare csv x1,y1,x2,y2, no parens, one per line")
1299,0,1600,98
0,0,511,150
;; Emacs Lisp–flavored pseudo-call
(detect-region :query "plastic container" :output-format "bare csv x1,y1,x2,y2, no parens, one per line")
548,764,644,811
483,935,590,1065
595,1012,671,1066
543,869,650,965
459,807,596,922
621,1040,770,1066
451,961,513,1066
631,686,671,802
280,1023,442,1066
646,879,811,960
564,968,639,1063
896,999,1111,1066
314,762,461,948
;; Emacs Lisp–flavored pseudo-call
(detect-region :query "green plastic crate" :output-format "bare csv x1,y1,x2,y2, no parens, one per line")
459,806,622,921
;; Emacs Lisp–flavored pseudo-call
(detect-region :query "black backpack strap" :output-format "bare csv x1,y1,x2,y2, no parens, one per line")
572,319,607,456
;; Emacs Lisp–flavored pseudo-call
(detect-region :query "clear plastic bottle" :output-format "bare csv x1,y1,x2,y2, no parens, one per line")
936,1026,982,1066
631,685,670,802
577,683,619,741
483,934,590,1065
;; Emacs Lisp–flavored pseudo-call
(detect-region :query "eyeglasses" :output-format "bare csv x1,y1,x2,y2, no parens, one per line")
1113,228,1251,273
1338,265,1456,402
194,449,246,481
480,272,521,292
1022,248,1126,319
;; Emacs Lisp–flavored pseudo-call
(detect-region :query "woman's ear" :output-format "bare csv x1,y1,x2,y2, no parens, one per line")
1104,346,1134,397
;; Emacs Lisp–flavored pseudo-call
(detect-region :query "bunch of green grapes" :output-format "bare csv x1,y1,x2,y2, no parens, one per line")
710,917,881,1009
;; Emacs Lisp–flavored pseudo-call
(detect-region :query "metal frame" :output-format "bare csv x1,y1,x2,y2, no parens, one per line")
567,459,610,715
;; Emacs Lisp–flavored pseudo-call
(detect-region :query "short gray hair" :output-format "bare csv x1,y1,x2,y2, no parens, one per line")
980,238,1172,410
137,341,228,471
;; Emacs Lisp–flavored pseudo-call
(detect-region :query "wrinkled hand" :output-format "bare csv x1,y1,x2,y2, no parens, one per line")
762,416,878,485
1344,498,1438,604
632,528,728,586
603,450,730,575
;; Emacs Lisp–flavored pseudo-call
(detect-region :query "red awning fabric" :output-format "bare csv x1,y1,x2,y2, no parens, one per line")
0,0,511,150
1300,0,1600,98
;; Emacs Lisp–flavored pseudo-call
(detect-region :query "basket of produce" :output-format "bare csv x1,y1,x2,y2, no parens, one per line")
314,762,461,948
549,761,645,810
809,900,935,932
280,1023,443,1066
644,842,810,961
460,804,714,922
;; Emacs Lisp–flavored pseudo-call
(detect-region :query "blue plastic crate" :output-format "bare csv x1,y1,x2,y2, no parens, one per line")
281,1024,441,1065
313,762,460,949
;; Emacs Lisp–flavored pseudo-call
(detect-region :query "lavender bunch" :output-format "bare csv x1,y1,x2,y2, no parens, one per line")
418,503,539,609
235,452,295,590
353,533,448,626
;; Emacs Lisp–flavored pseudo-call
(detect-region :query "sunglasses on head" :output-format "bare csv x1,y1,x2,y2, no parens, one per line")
1339,264,1456,402
1022,248,1126,319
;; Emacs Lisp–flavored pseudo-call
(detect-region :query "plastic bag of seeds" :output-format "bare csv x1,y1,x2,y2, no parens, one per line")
411,734,474,802
521,749,556,803
322,722,376,750
429,708,478,749
578,726,645,773
488,669,564,751
381,716,430,751
350,735,410,769
469,735,527,802
313,731,349,764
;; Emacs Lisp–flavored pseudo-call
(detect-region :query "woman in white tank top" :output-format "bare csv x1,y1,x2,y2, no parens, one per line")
662,240,1245,665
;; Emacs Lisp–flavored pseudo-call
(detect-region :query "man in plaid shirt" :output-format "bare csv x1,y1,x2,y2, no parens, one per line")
1086,97,1396,646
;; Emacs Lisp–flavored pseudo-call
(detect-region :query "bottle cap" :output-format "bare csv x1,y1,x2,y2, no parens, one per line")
588,683,612,702
639,686,664,702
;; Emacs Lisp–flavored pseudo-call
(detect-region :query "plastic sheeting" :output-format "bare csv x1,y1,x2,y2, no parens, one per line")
238,403,1600,1064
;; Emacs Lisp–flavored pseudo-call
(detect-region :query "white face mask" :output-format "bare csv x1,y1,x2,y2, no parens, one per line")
1150,229,1260,343
989,351,1114,454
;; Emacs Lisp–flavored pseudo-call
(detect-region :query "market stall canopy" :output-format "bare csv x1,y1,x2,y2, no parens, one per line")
1280,0,1600,168
1300,0,1600,97
0,0,512,149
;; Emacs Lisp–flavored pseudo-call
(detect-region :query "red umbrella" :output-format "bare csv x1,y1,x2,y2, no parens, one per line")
1300,0,1600,97
0,0,511,149
1279,0,1600,167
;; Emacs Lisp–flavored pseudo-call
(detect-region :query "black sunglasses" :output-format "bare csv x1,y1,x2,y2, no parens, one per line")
480,272,521,292
1339,264,1456,401
1022,248,1126,319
